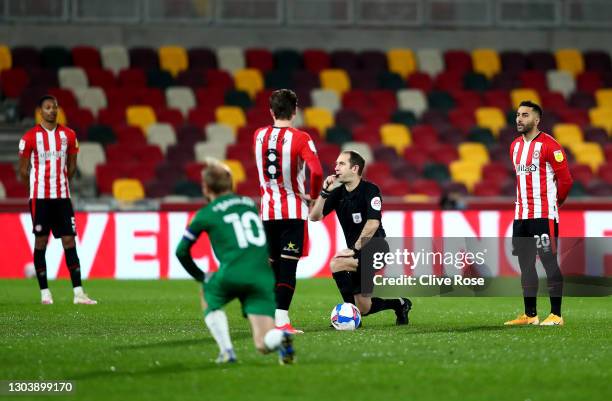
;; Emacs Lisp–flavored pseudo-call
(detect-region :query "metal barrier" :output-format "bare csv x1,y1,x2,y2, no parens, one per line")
0,0,610,28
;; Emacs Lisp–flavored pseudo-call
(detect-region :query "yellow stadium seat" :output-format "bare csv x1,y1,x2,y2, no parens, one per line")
233,68,264,99
472,49,501,79
216,106,246,131
387,49,416,78
159,46,188,77
594,89,612,108
126,106,156,132
0,45,11,72
35,107,67,125
511,88,541,110
589,107,612,134
571,142,604,172
304,107,334,137
320,69,350,96
475,107,506,136
555,49,584,77
112,178,145,202
553,124,583,148
458,142,489,166
449,160,483,192
223,159,246,186
380,123,411,154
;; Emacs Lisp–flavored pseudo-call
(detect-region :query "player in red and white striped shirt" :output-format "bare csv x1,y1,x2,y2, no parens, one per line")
254,89,323,333
18,95,96,305
505,101,573,326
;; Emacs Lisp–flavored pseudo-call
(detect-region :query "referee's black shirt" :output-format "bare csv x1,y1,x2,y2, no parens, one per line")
323,179,386,248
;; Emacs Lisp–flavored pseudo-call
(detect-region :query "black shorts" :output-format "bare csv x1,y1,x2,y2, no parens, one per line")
263,219,305,260
512,218,559,256
355,237,390,295
29,198,77,238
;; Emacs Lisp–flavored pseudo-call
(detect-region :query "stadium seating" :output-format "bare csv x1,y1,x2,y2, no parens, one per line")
0,44,609,199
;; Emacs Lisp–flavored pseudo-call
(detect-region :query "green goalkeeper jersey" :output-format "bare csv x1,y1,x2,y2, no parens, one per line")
176,193,270,279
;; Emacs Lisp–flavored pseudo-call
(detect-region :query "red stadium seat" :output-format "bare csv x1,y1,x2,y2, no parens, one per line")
407,72,433,92
98,107,126,127
449,108,476,132
483,90,511,111
410,179,442,197
540,91,567,113
434,71,463,92
519,70,548,91
245,48,274,72
118,68,147,88
71,46,101,69
403,147,428,171
0,68,29,98
303,49,330,73
48,87,78,110
156,108,184,128
86,68,116,89
576,71,602,93
570,163,595,186
598,162,612,185
195,87,226,110
452,90,483,109
473,180,502,196
444,50,472,74
205,69,234,91
113,126,146,146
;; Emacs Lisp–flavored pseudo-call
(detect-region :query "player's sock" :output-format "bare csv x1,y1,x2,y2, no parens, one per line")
204,310,234,353
524,296,537,317
275,309,290,326
33,248,48,290
263,328,284,351
363,297,402,316
64,247,82,288
332,271,354,304
276,258,297,310
550,297,562,317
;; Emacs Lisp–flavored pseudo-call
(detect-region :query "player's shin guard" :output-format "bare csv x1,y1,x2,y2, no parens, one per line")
332,271,354,304
276,258,298,311
363,297,402,316
540,252,563,316
64,247,82,288
33,248,48,290
205,310,234,354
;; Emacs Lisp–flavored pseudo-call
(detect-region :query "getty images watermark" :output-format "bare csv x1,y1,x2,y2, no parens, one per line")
359,237,611,297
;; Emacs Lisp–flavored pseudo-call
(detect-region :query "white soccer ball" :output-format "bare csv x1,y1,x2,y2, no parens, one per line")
330,303,361,331
24,263,36,278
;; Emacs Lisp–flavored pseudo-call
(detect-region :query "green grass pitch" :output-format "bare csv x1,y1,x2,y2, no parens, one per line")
1,279,610,401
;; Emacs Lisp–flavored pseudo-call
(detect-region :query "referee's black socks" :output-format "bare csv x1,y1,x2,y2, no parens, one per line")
64,247,82,288
33,248,48,290
332,271,354,304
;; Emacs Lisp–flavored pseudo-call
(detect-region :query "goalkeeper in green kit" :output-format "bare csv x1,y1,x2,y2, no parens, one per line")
175,162,295,364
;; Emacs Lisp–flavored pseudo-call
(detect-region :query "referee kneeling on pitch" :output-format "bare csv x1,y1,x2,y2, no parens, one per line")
310,150,411,325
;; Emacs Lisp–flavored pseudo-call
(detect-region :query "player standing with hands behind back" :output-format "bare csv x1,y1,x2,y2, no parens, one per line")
505,101,573,326
254,89,323,334
18,95,96,305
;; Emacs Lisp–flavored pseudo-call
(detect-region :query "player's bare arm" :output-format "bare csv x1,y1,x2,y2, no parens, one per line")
18,157,30,190
67,153,77,180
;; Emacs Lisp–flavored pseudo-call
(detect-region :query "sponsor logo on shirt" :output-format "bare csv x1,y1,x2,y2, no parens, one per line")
283,241,300,254
370,196,382,211
516,164,537,174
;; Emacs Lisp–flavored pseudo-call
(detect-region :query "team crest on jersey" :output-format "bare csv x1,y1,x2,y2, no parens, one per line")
352,213,362,224
61,137,68,147
35,225,42,232
532,150,540,159
19,139,25,151
553,150,564,162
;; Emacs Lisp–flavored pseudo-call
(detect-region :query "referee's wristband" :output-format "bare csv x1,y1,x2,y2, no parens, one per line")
320,188,331,199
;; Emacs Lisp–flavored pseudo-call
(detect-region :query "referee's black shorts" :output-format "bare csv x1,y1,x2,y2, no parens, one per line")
354,238,390,295
29,198,77,238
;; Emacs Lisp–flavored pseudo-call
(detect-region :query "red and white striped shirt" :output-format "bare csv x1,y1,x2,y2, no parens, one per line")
510,132,573,221
18,124,79,199
254,126,323,221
